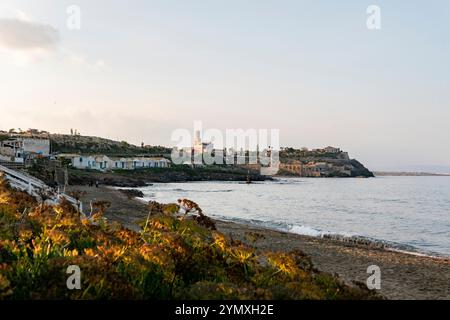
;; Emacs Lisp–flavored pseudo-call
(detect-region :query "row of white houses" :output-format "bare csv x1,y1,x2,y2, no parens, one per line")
57,154,171,171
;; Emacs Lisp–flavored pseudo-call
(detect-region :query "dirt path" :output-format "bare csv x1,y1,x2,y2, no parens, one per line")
66,185,450,300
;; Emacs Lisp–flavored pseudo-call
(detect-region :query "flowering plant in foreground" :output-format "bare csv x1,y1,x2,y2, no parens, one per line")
0,177,378,299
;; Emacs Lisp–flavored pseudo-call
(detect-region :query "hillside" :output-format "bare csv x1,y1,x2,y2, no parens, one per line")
0,131,170,156
50,134,171,156
279,147,374,178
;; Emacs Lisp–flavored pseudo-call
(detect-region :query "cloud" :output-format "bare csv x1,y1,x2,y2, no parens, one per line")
0,13,105,68
0,18,60,51
63,48,107,69
15,10,32,22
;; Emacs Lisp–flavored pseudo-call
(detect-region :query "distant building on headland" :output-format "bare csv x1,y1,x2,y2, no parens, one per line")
193,130,214,154
312,146,341,154
278,146,353,177
178,130,278,170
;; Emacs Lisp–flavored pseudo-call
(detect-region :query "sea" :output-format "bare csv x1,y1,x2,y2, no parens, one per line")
136,176,450,257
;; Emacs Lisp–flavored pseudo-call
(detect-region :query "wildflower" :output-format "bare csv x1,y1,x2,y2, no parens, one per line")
63,248,79,257
84,248,97,257
212,232,227,252
230,246,255,264
31,239,43,256
53,207,64,217
0,194,8,204
267,253,300,278
48,230,70,246
18,229,33,242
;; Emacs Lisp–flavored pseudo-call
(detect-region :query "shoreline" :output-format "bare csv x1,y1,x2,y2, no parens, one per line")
67,184,450,300
214,218,449,260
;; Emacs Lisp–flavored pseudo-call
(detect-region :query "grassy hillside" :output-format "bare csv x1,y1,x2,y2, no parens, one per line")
50,134,171,156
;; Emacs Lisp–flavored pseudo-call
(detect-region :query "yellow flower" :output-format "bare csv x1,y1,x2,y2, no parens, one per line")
230,246,254,264
54,207,64,216
0,192,9,204
48,230,70,245
84,248,97,257
267,253,299,278
63,248,79,257
18,230,33,242
31,239,43,255
212,233,227,251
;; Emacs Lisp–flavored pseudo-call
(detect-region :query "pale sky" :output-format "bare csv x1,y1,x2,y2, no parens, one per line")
0,0,449,171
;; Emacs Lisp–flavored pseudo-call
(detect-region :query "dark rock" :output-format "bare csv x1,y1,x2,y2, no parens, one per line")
118,189,145,199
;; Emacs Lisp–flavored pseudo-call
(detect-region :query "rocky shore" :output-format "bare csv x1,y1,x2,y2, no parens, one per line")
67,167,270,187
66,185,450,300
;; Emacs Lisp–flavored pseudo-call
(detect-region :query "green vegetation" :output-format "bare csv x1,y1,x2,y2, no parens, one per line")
280,148,342,161
0,176,378,299
50,134,171,156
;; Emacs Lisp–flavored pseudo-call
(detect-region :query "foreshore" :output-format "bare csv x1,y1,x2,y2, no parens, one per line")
67,185,450,300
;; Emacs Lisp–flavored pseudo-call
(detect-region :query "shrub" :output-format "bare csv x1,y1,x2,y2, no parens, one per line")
0,177,379,300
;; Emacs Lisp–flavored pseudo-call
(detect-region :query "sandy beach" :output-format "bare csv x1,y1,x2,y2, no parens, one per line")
67,185,450,300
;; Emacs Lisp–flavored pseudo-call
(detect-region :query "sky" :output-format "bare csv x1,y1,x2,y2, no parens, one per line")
0,0,449,171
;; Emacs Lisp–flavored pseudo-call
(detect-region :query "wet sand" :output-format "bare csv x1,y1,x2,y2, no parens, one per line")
67,185,450,300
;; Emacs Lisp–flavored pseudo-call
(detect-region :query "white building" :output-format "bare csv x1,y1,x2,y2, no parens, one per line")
108,156,171,170
70,155,110,171
323,146,341,153
0,138,50,163
59,154,171,171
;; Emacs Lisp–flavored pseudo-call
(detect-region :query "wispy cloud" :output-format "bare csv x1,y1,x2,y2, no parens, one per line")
0,15,60,65
0,18,59,51
63,49,107,69
0,13,106,68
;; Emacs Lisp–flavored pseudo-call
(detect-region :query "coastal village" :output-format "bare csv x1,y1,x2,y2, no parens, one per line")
0,128,372,178
0,129,171,171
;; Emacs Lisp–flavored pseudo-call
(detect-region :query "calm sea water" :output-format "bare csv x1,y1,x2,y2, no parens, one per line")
137,177,450,256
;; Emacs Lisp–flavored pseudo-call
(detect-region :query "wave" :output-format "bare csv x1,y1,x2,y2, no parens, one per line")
288,224,446,256
270,179,309,185
149,188,234,193
289,225,323,237
212,215,447,258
